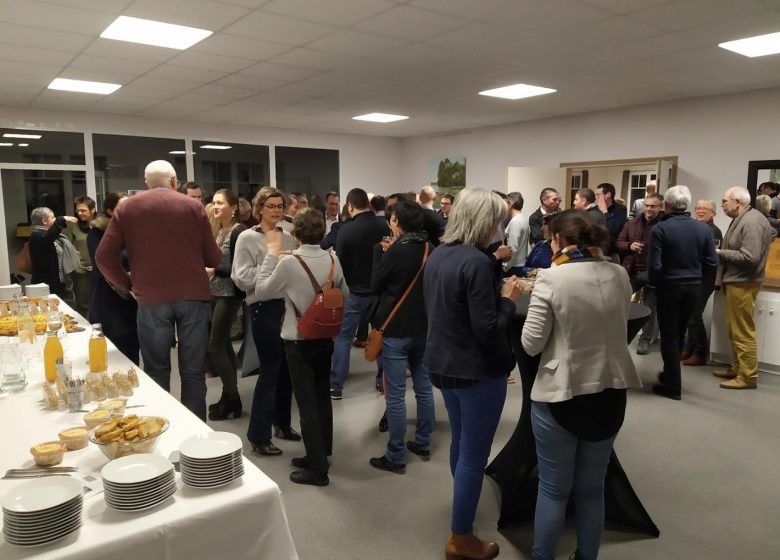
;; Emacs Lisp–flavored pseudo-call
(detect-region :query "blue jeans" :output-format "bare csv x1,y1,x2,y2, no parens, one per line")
330,293,375,391
382,336,434,464
440,376,506,534
531,402,617,560
137,300,210,421
248,300,293,443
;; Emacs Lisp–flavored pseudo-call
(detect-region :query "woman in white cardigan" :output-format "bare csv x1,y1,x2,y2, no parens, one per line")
254,208,348,487
521,209,642,560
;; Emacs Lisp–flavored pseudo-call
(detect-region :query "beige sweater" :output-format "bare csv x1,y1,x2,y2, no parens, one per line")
254,244,349,341
718,208,776,285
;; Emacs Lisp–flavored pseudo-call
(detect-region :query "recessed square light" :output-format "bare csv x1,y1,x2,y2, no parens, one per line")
719,31,780,57
101,16,213,50
18,143,29,147
353,113,409,123
199,145,231,150
48,78,121,95
478,83,557,100
0,143,13,147
3,133,42,139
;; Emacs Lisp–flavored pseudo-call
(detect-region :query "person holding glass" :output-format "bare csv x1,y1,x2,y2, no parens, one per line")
681,199,723,366
521,210,643,560
232,187,300,455
423,188,527,560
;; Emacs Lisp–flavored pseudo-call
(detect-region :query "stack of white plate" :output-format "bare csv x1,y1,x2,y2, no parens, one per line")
101,454,176,511
180,432,244,489
2,476,83,547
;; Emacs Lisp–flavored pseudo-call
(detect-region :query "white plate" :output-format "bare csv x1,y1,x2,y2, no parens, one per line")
182,476,242,490
4,514,81,538
182,470,243,482
3,499,82,521
103,474,175,493
105,492,175,512
180,449,241,461
179,432,242,460
1,477,82,514
101,454,174,485
181,474,243,486
3,507,81,529
4,522,81,546
180,463,242,475
103,470,174,486
105,484,176,504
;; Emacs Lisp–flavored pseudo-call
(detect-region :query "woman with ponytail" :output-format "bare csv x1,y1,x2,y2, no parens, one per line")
521,209,643,560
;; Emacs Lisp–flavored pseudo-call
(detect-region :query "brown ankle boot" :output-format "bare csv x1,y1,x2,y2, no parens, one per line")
445,531,499,560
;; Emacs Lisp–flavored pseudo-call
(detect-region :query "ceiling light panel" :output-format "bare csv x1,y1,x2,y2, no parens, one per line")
719,31,780,58
353,113,409,123
3,133,42,139
48,78,121,95
100,16,213,50
478,83,557,100
199,145,232,149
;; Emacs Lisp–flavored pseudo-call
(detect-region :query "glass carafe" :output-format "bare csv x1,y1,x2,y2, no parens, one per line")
88,323,107,373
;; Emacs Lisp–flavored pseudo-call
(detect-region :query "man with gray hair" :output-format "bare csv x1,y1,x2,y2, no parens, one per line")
714,186,776,390
648,185,718,400
96,160,221,420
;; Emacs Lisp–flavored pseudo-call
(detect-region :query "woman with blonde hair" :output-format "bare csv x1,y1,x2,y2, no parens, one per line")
232,187,300,455
206,188,247,420
423,188,527,560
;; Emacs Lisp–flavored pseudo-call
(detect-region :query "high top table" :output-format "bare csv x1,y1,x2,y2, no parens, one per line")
0,300,298,560
486,295,659,537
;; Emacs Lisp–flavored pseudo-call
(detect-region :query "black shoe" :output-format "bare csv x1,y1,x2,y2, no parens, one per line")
274,426,302,441
330,388,342,400
378,413,388,433
652,384,681,401
289,469,329,487
375,379,384,395
208,394,242,421
406,441,431,461
250,440,283,456
292,456,331,469
369,456,406,474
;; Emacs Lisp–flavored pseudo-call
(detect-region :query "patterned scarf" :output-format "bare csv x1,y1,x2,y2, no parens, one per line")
395,231,429,245
552,244,603,266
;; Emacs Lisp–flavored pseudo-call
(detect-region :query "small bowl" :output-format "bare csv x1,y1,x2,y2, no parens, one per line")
58,427,89,451
88,416,169,460
30,441,66,467
99,398,127,416
83,408,112,429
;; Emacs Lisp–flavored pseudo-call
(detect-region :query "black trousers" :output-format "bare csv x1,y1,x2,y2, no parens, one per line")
684,281,715,358
656,283,701,394
285,339,334,475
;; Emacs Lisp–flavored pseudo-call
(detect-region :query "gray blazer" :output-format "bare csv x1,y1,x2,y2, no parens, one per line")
718,207,776,285
521,259,642,403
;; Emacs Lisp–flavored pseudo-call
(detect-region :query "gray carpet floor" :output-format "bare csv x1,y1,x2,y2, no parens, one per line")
169,338,780,560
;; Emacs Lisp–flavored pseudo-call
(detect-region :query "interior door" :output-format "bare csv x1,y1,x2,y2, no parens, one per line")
506,167,568,210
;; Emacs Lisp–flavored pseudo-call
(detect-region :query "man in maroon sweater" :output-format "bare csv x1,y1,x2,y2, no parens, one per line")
96,160,221,421
616,192,663,355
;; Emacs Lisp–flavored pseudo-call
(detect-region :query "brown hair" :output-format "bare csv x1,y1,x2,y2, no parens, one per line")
292,207,325,245
251,186,285,220
214,188,240,233
550,209,608,248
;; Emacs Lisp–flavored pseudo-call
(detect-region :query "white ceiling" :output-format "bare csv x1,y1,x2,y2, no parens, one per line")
1,0,780,137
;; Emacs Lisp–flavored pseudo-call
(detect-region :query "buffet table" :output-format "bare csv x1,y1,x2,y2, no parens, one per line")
486,295,659,536
0,301,298,560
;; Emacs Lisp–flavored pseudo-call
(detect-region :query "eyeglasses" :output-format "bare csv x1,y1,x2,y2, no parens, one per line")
263,204,284,210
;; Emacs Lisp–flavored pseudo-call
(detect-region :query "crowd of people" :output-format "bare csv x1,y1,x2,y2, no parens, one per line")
23,158,779,560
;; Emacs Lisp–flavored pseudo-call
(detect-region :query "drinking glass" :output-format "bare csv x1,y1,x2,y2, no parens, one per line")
0,342,27,393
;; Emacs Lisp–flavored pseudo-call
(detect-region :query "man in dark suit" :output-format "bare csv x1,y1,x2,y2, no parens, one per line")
595,183,628,257
573,187,606,225
330,188,391,398
419,185,446,246
529,187,561,244
439,193,454,221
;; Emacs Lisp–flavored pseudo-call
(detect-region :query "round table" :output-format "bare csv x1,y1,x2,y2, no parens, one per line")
485,296,660,536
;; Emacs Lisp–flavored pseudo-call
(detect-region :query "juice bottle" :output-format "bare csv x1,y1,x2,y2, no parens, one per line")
88,323,107,373
43,330,63,383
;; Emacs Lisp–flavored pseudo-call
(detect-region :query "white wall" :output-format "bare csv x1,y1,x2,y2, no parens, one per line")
0,106,404,195
401,88,780,233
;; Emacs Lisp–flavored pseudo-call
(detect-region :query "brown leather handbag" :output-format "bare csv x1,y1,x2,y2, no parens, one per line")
364,243,429,362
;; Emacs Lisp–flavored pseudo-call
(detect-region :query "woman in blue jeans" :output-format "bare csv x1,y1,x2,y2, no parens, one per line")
423,188,527,560
368,200,434,473
521,210,643,560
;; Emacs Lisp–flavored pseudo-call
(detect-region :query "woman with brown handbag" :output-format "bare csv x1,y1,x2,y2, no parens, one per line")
368,200,435,474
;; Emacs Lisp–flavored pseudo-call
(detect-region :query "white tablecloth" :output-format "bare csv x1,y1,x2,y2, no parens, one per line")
0,302,298,560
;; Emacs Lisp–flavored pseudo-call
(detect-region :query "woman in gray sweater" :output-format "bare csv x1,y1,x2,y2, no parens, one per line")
255,208,348,486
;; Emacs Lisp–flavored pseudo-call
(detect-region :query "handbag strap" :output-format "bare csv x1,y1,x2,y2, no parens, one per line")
377,243,429,333
293,254,334,295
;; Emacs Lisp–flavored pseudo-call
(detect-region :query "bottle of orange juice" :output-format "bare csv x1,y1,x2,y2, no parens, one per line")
43,329,63,383
88,323,107,373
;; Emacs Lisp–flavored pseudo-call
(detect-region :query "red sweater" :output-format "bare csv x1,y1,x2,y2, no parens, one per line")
96,188,221,305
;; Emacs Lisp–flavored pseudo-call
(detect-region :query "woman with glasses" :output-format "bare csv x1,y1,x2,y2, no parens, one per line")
232,187,300,456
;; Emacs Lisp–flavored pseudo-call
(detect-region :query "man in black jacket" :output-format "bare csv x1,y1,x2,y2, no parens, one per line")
28,207,78,298
529,187,561,244
330,188,391,399
595,183,627,256
419,185,446,245
648,185,717,400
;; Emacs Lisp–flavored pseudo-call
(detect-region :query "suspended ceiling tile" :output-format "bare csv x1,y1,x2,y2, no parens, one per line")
190,34,292,61
262,0,394,27
306,30,406,57
124,0,251,31
354,5,469,41
222,11,337,45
